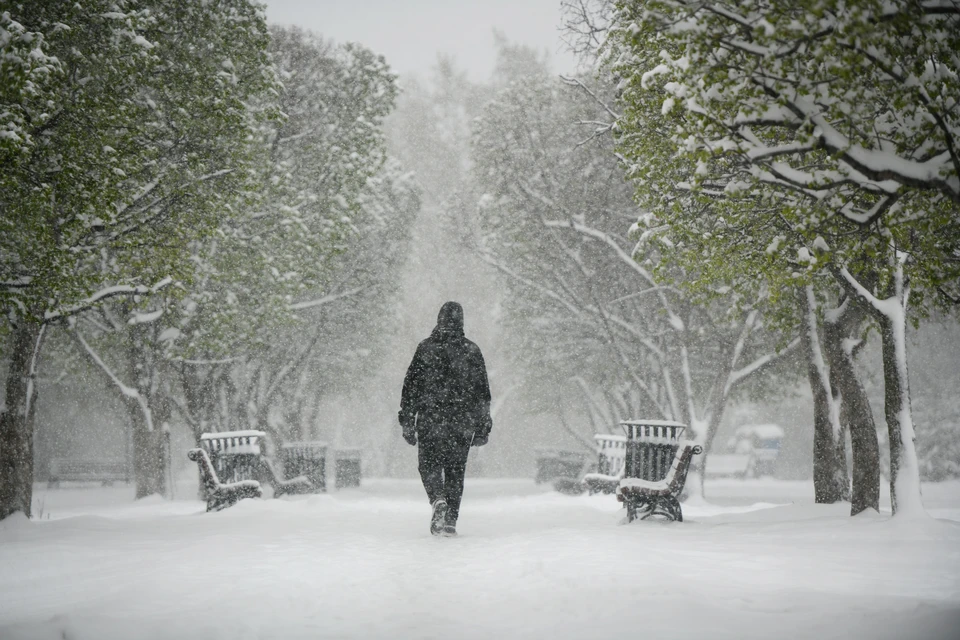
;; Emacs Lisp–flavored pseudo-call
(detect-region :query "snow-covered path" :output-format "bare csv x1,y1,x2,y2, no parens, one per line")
2,480,959,640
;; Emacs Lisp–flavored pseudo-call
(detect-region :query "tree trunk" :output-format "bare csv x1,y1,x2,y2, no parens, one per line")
831,261,924,516
808,355,849,503
878,306,923,516
803,288,848,504
823,316,880,515
177,363,219,442
0,320,46,520
175,366,206,498
129,402,167,499
127,323,168,499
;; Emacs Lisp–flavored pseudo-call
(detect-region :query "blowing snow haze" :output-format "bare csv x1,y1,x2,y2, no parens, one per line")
1,1,959,638
264,0,578,80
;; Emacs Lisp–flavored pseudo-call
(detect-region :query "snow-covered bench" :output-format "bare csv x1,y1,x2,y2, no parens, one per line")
281,441,328,492
199,430,265,484
47,458,129,488
617,442,703,522
582,434,626,495
259,457,314,496
188,448,262,512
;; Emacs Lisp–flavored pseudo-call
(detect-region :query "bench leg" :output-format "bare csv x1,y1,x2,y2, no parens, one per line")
208,494,242,512
625,497,653,523
646,496,682,522
206,486,261,512
626,495,683,522
672,497,683,522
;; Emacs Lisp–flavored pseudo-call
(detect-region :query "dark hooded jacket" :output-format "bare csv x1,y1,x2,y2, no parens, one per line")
400,302,492,443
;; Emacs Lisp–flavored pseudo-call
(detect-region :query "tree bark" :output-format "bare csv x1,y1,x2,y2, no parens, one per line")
0,320,46,520
823,309,880,515
832,262,924,516
878,308,923,516
176,363,215,442
127,323,169,499
808,356,849,503
802,288,848,504
128,403,167,499
174,364,220,499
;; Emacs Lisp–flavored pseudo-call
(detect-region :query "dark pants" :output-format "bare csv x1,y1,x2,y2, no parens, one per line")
418,437,471,524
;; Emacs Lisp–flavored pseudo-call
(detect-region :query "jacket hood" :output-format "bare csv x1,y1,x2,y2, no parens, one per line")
433,301,464,338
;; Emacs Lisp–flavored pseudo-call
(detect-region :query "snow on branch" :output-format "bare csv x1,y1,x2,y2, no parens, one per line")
276,127,317,145
128,309,164,325
601,313,666,360
23,324,47,421
262,333,321,408
543,219,686,332
725,309,759,383
571,376,615,431
287,286,368,312
559,75,621,122
113,178,161,220
717,306,800,402
834,267,885,315
757,83,960,203
480,252,586,318
44,277,173,323
1,276,33,289
171,356,242,365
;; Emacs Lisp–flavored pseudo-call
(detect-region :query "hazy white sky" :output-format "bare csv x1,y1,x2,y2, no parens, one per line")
263,0,578,80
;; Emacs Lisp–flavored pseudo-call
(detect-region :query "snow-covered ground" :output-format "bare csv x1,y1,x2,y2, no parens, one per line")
2,478,959,640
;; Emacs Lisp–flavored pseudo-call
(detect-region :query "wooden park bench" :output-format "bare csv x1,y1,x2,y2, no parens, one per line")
47,458,130,488
333,448,362,489
581,434,626,495
187,448,262,512
199,430,266,485
615,420,702,522
199,430,319,496
281,441,328,492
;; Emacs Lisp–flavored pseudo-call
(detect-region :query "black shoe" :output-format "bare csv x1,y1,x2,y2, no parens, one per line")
430,499,448,536
441,524,457,537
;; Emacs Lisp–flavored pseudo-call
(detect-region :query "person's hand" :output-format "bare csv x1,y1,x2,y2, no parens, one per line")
399,411,417,445
472,434,488,447
402,424,417,446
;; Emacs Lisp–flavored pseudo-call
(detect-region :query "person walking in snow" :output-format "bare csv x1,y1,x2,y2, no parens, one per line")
399,301,492,536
